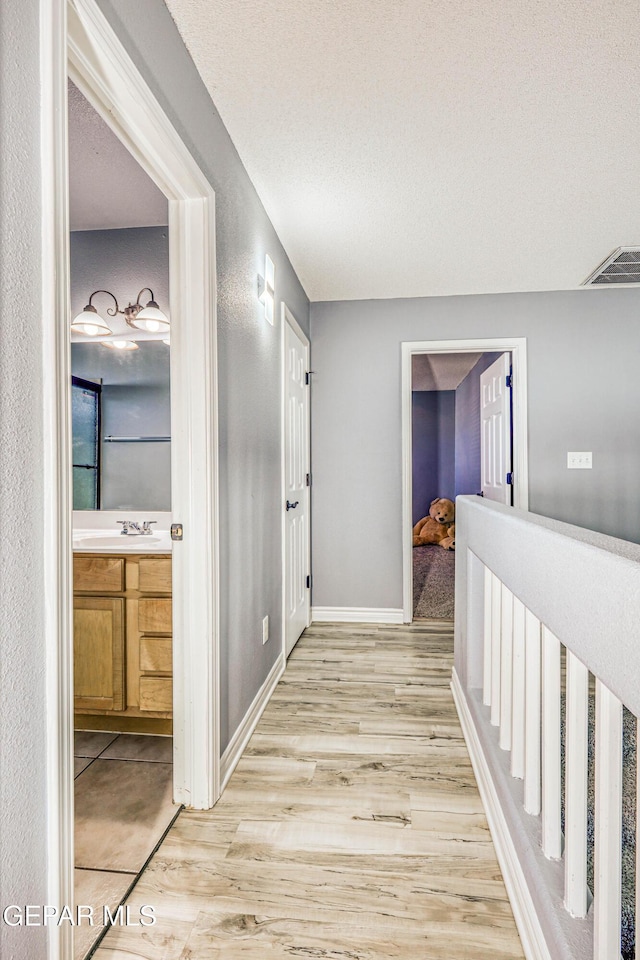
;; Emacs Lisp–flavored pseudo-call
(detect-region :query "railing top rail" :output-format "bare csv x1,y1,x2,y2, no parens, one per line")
456,495,640,718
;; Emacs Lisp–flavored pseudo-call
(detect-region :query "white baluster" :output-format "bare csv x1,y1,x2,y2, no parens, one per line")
564,651,589,917
524,609,541,816
541,626,562,859
499,586,514,751
594,680,622,960
511,596,525,779
483,565,492,707
490,574,501,727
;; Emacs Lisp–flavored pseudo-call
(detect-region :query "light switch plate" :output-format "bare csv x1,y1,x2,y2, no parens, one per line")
567,452,592,469
262,615,269,644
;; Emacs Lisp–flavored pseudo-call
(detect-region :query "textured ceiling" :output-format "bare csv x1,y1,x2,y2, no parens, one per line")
412,353,482,391
165,0,640,301
68,80,168,231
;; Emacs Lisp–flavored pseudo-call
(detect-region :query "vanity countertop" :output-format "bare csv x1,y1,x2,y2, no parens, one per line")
73,528,172,554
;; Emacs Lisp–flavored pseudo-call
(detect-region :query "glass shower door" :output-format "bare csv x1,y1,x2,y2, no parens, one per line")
72,376,101,510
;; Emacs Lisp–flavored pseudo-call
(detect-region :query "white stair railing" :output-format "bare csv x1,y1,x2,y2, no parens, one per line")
453,496,639,960
480,561,627,957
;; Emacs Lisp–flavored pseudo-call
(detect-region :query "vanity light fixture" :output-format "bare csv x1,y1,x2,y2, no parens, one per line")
125,288,170,334
257,254,275,325
70,290,117,337
71,287,170,338
102,339,139,351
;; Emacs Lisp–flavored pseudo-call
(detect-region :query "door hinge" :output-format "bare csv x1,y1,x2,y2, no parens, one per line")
506,472,513,485
306,472,311,487
170,522,183,541
305,370,315,386
506,374,513,388
306,575,311,589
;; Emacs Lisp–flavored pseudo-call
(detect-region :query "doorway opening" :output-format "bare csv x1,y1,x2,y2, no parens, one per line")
43,2,220,956
401,338,529,623
68,78,181,959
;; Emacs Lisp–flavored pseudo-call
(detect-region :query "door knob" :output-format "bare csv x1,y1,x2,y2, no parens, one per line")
286,500,299,511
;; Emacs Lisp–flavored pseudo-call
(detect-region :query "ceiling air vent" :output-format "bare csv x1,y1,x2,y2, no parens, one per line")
583,247,640,285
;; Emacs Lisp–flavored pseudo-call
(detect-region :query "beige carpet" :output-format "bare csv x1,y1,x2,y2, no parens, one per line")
413,545,455,619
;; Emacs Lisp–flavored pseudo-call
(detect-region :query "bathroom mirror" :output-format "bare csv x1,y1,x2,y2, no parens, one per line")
71,339,171,511
69,78,171,512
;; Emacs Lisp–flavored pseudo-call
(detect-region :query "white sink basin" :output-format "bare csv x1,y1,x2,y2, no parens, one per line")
76,535,161,547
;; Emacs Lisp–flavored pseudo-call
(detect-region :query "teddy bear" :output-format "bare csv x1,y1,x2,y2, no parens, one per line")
412,497,456,550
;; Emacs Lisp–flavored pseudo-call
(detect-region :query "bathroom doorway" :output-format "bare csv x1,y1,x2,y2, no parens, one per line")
401,338,529,623
41,3,220,957
68,79,181,959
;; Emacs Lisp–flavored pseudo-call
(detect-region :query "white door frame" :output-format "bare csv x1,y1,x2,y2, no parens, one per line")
44,2,220,955
281,302,311,660
401,337,528,622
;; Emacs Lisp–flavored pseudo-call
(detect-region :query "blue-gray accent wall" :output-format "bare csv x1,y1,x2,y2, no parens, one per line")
412,391,455,523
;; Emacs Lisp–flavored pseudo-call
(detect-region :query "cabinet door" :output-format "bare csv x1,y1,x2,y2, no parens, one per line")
74,597,125,711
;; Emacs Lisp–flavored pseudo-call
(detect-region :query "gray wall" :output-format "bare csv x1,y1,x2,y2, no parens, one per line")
412,391,455,523
310,289,640,609
0,4,309,952
70,225,169,319
454,352,501,498
71,228,171,510
95,0,310,752
0,1,49,957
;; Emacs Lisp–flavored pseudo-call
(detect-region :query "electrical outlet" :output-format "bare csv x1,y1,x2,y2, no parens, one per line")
262,615,269,644
567,452,592,469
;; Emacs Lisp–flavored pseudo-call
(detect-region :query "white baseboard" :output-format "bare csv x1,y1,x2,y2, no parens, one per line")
451,670,553,960
220,653,285,791
311,607,404,624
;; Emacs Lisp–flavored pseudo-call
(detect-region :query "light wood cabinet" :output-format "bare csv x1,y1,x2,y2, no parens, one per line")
73,597,125,711
73,552,172,734
74,556,125,592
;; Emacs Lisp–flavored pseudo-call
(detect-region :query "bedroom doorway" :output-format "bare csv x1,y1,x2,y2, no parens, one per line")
401,338,529,623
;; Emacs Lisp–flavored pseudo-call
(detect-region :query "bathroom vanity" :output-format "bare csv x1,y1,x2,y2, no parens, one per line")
73,525,173,735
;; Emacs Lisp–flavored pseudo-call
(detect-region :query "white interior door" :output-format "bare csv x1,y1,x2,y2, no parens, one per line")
480,352,513,503
283,310,310,657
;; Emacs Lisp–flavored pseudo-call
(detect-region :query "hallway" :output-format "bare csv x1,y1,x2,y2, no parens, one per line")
93,622,523,959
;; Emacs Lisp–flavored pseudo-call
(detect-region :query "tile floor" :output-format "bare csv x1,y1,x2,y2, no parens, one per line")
74,732,178,960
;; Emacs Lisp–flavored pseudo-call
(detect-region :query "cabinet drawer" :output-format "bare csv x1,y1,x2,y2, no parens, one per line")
138,558,172,594
74,557,125,593
140,637,172,675
139,677,172,712
138,598,172,634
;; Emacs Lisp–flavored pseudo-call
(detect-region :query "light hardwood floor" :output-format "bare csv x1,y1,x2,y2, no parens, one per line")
93,621,524,959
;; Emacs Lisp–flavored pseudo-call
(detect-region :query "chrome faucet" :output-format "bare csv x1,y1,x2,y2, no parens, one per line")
117,520,141,535
117,520,158,535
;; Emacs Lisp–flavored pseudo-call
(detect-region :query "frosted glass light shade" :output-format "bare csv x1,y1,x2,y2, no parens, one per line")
258,254,275,325
70,306,112,337
102,339,139,351
128,303,170,333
